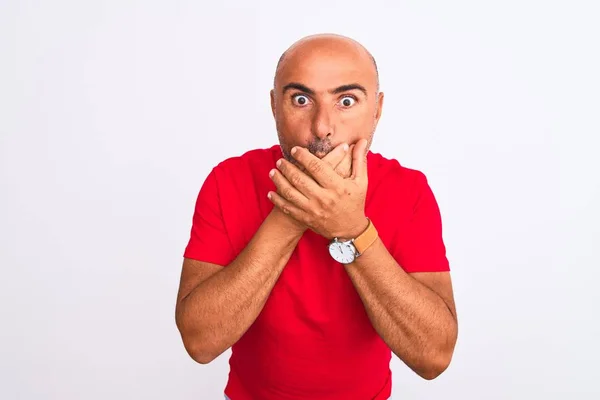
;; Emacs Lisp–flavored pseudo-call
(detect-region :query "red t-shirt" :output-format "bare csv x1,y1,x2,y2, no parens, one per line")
184,144,450,400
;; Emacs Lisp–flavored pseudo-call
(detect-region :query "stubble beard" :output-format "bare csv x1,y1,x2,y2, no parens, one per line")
276,128,376,169
277,133,335,169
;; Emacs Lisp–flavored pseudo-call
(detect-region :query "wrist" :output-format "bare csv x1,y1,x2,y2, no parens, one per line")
338,216,369,241
270,207,306,237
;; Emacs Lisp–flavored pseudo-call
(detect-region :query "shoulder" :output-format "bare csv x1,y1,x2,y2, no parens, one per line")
211,145,280,179
368,151,431,198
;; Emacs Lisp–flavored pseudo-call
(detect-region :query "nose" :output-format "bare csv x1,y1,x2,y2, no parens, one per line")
311,105,333,140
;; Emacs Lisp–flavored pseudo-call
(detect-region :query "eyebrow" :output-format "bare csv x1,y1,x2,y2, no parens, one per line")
282,82,368,97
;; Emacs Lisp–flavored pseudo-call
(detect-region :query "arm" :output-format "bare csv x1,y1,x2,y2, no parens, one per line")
176,143,354,364
175,207,304,364
266,140,458,380
343,238,457,380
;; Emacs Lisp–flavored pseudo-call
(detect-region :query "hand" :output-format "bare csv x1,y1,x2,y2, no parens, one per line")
269,142,354,233
267,139,370,240
323,142,355,179
295,142,355,178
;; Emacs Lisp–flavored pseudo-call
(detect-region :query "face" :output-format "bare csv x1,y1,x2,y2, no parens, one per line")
271,44,384,166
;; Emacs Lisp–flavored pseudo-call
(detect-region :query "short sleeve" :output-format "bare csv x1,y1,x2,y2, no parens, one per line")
393,173,450,273
183,168,235,266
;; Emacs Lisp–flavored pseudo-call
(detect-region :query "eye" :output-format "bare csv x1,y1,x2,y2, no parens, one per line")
339,96,356,107
292,94,310,106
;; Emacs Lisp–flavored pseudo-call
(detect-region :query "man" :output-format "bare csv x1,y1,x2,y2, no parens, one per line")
175,33,458,400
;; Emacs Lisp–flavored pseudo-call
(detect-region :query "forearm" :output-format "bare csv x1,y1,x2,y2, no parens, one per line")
178,208,304,362
344,238,457,379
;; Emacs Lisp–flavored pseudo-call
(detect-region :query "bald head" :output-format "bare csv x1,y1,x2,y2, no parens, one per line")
270,33,384,167
274,34,379,92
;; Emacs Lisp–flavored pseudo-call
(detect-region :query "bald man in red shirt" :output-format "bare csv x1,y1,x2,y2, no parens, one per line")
175,34,458,400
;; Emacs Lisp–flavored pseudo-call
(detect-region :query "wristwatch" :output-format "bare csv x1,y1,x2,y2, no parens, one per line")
328,218,379,265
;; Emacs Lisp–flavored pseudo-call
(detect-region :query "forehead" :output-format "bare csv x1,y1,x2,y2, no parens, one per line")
277,47,377,93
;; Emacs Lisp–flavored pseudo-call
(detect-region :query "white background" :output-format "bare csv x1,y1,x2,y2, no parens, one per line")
1,1,599,399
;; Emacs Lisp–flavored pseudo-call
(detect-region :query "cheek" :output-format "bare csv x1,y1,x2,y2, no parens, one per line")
278,109,312,137
338,110,375,136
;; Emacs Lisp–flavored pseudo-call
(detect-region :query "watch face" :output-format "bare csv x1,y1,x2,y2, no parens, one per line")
328,240,356,264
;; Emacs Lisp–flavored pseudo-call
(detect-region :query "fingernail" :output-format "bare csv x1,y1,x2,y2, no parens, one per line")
267,192,272,199
269,169,275,178
291,147,297,155
276,159,282,167
343,143,349,152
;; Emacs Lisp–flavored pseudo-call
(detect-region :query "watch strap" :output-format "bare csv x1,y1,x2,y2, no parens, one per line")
353,218,378,256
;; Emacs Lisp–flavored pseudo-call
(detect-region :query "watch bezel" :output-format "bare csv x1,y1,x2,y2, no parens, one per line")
328,237,359,264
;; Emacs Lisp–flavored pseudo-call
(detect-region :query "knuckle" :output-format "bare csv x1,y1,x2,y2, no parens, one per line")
311,209,322,220
317,209,328,220
345,183,359,196
290,173,303,188
308,159,322,174
324,196,336,208
282,187,295,200
304,215,314,226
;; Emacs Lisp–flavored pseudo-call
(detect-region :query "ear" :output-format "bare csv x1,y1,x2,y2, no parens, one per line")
374,91,384,125
270,89,276,118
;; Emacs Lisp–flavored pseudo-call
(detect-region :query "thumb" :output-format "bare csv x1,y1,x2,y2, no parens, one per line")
351,138,369,180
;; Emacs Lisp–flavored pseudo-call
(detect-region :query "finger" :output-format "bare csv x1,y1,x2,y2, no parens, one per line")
334,143,354,178
269,167,310,208
290,147,338,189
267,190,307,223
351,139,369,180
275,157,322,197
322,142,349,170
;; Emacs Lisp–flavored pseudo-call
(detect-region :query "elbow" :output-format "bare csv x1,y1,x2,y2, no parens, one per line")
189,348,218,365
176,318,219,364
417,347,455,380
417,359,449,380
181,336,219,364
418,323,458,380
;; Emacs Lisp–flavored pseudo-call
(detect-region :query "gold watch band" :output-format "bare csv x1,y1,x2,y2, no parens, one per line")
353,218,378,256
